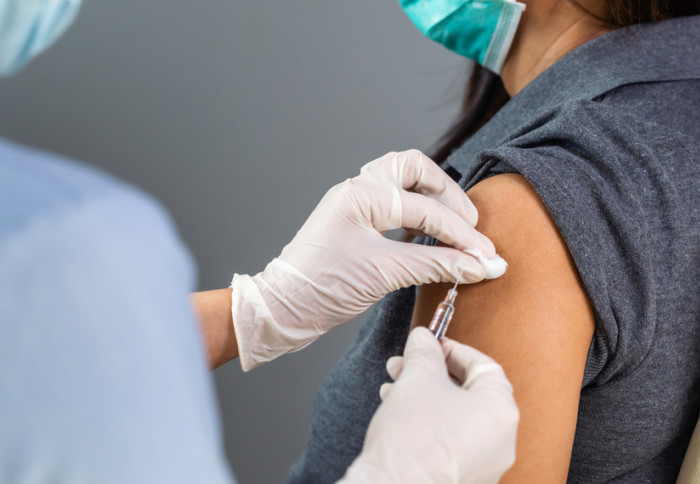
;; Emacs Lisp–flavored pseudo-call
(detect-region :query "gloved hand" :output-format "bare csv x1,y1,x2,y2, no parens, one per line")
340,327,519,484
231,150,505,371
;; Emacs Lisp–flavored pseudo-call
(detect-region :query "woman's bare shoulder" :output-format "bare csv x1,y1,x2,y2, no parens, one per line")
412,173,595,482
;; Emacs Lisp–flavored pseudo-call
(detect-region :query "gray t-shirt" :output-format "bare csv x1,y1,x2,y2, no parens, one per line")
287,15,700,483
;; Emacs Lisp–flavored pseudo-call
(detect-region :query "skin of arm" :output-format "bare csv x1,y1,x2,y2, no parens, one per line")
192,289,238,370
411,173,595,482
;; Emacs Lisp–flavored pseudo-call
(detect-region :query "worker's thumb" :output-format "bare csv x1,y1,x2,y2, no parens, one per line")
441,337,513,395
397,327,448,383
386,242,487,290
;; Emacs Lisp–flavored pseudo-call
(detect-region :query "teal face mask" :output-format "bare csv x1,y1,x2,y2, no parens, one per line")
0,0,82,76
399,0,526,74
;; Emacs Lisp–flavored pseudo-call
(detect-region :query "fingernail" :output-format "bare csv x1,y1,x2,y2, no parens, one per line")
386,357,402,379
478,233,497,258
463,362,505,389
464,199,478,226
411,326,435,343
458,262,486,282
379,383,392,401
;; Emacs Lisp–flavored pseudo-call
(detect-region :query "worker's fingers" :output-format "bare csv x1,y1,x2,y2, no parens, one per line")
360,150,478,226
382,241,487,288
352,153,497,257
393,150,478,225
386,356,404,381
441,337,514,394
399,191,496,257
397,327,447,381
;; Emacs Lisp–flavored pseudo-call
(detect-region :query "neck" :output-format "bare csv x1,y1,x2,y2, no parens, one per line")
500,1,614,97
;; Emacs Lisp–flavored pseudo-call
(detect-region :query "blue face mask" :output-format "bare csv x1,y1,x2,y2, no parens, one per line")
399,0,526,74
0,0,82,76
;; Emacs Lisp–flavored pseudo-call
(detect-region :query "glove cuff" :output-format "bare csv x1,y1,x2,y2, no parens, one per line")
230,262,322,371
230,273,277,371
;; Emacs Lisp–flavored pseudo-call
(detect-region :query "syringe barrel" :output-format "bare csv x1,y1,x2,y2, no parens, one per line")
428,302,455,339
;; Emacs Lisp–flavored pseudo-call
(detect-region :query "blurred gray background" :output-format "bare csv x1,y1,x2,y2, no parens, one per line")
0,1,467,482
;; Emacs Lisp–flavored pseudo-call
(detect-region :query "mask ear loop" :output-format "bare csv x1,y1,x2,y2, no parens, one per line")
482,0,526,73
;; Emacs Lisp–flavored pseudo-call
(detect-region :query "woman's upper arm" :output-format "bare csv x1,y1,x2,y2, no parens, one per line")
411,173,595,483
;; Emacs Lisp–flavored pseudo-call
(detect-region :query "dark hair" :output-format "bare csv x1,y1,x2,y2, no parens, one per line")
431,0,700,165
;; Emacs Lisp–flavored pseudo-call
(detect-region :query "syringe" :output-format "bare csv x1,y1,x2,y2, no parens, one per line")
427,277,460,339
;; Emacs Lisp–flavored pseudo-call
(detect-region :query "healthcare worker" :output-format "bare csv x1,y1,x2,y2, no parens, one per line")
0,2,518,483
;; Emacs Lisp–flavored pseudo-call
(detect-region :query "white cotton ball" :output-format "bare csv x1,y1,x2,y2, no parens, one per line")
465,248,508,279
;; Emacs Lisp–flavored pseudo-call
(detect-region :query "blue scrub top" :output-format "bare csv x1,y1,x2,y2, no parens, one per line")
0,138,235,483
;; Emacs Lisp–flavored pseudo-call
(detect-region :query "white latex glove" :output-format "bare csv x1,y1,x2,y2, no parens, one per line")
339,327,519,484
231,150,506,371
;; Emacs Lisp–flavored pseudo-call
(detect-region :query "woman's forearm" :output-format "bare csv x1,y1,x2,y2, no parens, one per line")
192,289,239,370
